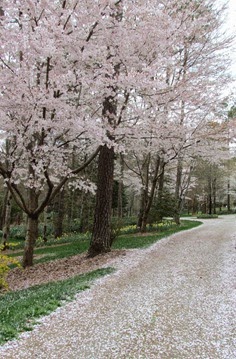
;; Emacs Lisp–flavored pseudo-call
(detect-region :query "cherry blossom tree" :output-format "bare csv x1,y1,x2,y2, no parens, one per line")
108,0,232,231
0,1,104,266
0,0,232,264
87,0,184,255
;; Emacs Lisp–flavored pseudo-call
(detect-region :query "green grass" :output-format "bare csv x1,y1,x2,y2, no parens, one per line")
113,220,202,249
2,232,91,251
9,239,89,264
8,220,202,264
0,267,114,345
33,239,89,264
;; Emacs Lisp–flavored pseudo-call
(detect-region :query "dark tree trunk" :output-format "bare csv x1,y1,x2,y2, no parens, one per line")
117,155,124,218
137,187,148,229
2,190,12,250
137,154,150,231
227,179,231,212
79,191,94,232
42,206,50,242
54,188,65,238
140,156,161,232
156,160,165,222
22,188,39,268
0,188,9,230
88,145,114,257
174,158,182,225
79,191,86,232
208,176,212,215
213,178,217,214
23,214,39,268
208,193,212,215
66,188,75,231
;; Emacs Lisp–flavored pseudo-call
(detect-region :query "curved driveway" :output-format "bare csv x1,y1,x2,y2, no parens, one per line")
0,215,235,358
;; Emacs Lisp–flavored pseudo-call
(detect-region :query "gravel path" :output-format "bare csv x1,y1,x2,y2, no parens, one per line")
1,216,235,359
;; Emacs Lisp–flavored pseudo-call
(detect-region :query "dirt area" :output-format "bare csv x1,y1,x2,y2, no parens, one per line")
5,250,127,292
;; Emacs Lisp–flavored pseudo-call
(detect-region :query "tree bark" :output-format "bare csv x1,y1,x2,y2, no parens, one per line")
53,188,65,238
213,177,217,214
0,188,9,230
0,6,4,17
137,154,150,230
227,179,231,212
174,158,183,225
208,176,212,215
140,156,161,232
42,207,49,243
2,190,12,250
22,188,39,268
137,187,148,229
156,161,165,223
22,214,39,268
117,155,124,218
88,145,114,257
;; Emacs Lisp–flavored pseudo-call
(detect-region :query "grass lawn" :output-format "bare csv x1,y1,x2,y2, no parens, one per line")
0,267,114,345
113,220,201,249
9,239,89,264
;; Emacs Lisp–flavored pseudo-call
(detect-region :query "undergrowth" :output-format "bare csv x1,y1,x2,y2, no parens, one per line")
7,220,202,265
113,220,202,249
0,248,21,291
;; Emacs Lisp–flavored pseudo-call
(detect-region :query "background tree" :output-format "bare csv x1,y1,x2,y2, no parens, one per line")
89,0,232,250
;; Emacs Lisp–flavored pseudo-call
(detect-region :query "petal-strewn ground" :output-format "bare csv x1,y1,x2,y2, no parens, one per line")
0,215,235,358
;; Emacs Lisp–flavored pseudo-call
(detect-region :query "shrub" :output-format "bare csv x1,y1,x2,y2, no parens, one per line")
0,248,21,291
196,214,218,219
119,220,176,235
10,225,26,241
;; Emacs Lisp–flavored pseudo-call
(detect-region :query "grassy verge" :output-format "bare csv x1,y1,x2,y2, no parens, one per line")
9,239,89,264
113,220,202,249
0,267,114,345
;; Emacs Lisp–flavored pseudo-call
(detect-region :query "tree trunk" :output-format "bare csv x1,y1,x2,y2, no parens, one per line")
117,155,124,218
67,188,75,232
156,161,165,223
43,206,50,242
2,190,12,250
88,145,114,257
227,179,231,212
137,187,148,229
137,154,150,230
208,176,212,215
22,214,39,268
213,178,217,214
54,188,65,238
22,188,39,268
79,191,86,232
0,6,4,17
80,191,94,232
140,156,161,232
0,188,9,230
174,158,182,225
